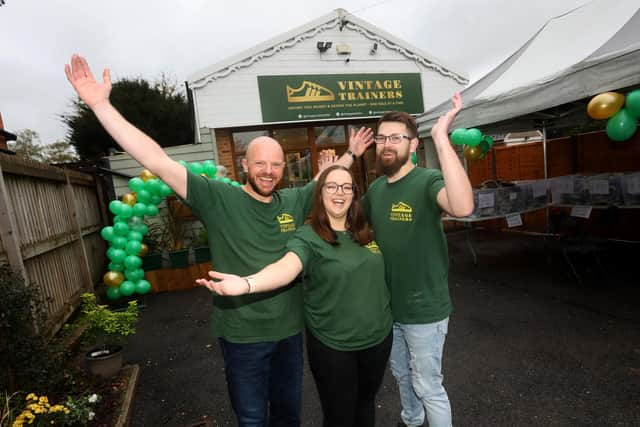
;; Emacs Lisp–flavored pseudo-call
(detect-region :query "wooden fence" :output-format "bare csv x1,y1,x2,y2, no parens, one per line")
0,153,107,335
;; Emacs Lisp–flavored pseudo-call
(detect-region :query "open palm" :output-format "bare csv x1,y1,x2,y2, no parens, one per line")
64,54,112,108
431,92,462,140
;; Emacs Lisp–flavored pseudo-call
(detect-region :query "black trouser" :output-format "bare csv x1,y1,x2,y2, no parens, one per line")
305,328,393,427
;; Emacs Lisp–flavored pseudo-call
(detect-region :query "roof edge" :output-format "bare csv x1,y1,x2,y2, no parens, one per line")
188,8,468,89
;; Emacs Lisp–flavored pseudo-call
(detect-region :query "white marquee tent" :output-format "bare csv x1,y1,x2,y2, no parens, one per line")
417,0,640,135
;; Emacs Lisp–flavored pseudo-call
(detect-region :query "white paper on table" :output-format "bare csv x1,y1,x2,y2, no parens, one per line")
589,179,609,195
505,213,523,228
532,181,547,198
570,205,592,219
551,177,573,193
628,175,640,194
478,192,495,208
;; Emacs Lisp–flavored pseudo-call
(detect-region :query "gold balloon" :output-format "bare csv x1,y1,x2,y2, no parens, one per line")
103,271,124,287
122,192,137,206
138,243,149,257
587,92,625,120
140,169,157,182
464,145,483,161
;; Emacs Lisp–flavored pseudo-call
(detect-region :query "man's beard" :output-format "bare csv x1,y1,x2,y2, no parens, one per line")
377,149,409,177
247,172,276,197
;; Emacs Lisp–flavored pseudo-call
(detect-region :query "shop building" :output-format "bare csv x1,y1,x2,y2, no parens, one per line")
187,8,468,191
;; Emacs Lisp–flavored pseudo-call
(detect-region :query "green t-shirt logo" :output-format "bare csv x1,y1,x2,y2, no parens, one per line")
365,241,381,254
390,202,413,222
278,213,296,233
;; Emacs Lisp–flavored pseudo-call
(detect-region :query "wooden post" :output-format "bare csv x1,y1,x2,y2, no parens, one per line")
63,170,94,291
0,157,28,284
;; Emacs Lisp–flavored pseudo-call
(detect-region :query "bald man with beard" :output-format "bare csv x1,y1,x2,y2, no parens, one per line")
65,54,373,427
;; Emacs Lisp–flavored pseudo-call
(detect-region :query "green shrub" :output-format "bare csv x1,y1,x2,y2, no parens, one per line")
80,293,138,349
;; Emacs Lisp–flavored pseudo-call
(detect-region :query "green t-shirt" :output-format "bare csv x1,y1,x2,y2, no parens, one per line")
185,171,315,343
286,225,392,351
363,167,451,324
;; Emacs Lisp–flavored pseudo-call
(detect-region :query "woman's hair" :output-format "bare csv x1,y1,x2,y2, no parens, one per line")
310,164,373,246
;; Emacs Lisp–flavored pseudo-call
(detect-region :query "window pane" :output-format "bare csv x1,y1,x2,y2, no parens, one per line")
282,149,312,188
347,122,377,134
235,156,246,184
233,130,269,154
314,126,346,146
272,128,308,151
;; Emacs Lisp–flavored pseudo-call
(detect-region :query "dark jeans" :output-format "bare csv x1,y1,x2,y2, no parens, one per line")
218,333,303,427
305,329,393,427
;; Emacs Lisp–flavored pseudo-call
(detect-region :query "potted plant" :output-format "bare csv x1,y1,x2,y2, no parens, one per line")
193,226,210,264
81,292,138,378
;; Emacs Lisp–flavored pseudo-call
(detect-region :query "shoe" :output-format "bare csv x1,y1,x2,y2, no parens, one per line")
397,422,423,427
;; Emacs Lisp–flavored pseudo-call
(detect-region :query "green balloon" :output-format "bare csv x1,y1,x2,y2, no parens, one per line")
124,255,142,270
625,89,640,118
109,248,126,263
128,177,145,192
110,236,127,249
125,240,142,256
606,108,638,141
109,200,123,215
101,226,115,241
146,179,163,195
125,268,145,282
450,128,467,145
231,181,242,187
119,204,133,219
128,215,143,226
482,135,494,148
130,223,148,235
202,161,218,177
136,189,152,204
106,286,121,301
479,140,491,154
132,203,147,217
146,205,159,216
221,177,232,184
159,183,174,197
119,281,136,297
127,231,143,242
178,160,189,168
189,162,204,175
135,279,151,295
465,128,483,147
150,194,163,205
108,262,125,272
113,222,130,236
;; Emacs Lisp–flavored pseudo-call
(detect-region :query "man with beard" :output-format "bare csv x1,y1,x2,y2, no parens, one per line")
361,93,473,427
64,54,373,426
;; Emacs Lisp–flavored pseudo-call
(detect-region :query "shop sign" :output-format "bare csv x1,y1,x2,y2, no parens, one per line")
257,73,423,122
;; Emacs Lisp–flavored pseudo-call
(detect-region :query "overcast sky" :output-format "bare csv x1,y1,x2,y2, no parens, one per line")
1,0,588,145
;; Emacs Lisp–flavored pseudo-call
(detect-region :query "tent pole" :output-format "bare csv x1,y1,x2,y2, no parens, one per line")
543,121,549,235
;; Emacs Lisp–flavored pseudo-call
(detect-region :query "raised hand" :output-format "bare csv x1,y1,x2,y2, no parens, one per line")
64,54,112,109
196,271,248,296
318,149,339,173
431,92,462,142
348,126,374,157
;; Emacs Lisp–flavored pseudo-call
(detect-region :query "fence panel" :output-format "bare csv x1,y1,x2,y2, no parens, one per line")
0,154,106,334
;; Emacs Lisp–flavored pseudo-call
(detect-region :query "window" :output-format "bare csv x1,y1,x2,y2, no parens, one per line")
314,126,345,146
232,130,269,154
272,128,308,151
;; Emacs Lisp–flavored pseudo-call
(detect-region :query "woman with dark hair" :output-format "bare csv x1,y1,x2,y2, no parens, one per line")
197,164,392,427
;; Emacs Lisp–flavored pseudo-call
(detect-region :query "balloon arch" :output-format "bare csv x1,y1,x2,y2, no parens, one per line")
100,160,241,300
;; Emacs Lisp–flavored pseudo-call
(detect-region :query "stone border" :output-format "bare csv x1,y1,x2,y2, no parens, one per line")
115,364,140,427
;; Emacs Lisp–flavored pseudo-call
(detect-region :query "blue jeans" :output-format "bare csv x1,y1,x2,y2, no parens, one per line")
390,319,452,427
218,333,303,427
